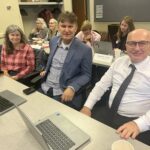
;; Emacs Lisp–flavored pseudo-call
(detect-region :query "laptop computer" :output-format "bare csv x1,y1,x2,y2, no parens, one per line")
0,90,27,115
17,107,90,150
93,41,113,55
93,41,114,66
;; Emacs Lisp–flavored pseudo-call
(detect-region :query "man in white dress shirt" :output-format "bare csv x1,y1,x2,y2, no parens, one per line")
81,29,150,145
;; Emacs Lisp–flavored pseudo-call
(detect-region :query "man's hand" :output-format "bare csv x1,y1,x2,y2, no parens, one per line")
80,106,92,117
61,87,75,102
117,121,140,139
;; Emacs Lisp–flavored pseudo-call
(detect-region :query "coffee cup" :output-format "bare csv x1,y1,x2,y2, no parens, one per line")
111,140,134,150
114,48,121,60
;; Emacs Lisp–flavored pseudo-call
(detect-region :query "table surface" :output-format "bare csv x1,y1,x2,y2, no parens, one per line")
0,75,149,150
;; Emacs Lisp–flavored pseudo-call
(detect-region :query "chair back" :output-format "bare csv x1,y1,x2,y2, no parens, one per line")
34,49,48,72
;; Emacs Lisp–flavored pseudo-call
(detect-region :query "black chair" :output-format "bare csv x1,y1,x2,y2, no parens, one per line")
91,87,112,121
27,73,91,110
108,24,119,47
20,48,48,86
31,74,90,96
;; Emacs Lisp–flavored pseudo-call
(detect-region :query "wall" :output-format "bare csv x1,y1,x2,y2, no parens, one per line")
89,0,150,32
0,0,23,44
94,0,150,22
62,0,150,32
20,0,72,37
63,0,72,11
1,1,147,43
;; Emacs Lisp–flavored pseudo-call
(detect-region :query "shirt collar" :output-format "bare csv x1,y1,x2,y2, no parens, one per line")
57,37,74,50
129,56,150,69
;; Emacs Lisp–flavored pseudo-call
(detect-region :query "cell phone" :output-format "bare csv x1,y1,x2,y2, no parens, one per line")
23,87,36,95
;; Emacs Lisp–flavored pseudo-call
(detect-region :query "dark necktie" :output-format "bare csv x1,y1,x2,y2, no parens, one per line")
110,64,136,114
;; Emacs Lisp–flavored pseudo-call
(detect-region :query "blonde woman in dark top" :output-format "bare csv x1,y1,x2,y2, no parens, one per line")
29,18,48,41
48,18,58,41
112,16,135,52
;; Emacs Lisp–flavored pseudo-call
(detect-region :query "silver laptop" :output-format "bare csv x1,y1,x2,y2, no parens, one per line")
93,41,114,55
17,107,90,150
0,90,27,115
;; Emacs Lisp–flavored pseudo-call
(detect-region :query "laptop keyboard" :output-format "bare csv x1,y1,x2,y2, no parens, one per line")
0,96,14,112
36,119,75,150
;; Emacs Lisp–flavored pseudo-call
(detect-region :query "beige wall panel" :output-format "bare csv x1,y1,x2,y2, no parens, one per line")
0,0,23,34
0,0,23,44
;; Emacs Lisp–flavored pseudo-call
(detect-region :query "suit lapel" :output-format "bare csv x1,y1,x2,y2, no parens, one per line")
64,38,76,65
45,40,58,72
64,48,74,64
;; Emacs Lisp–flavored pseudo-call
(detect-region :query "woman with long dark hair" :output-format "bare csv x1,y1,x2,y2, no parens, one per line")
112,16,135,51
1,24,35,80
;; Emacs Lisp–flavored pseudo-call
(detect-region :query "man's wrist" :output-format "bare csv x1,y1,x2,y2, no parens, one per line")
83,106,91,110
67,86,75,92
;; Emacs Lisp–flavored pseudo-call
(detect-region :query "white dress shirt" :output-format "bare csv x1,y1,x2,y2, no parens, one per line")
41,41,70,95
84,55,150,132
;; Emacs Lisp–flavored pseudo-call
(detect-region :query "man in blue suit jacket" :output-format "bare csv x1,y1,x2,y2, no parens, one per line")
39,11,92,110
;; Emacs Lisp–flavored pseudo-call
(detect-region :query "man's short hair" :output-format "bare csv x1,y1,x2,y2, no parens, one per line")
58,11,78,25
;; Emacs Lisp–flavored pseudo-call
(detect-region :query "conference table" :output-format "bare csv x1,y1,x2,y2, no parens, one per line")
0,75,149,150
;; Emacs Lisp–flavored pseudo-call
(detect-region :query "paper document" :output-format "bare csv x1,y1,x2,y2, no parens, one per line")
31,44,42,50
93,53,113,66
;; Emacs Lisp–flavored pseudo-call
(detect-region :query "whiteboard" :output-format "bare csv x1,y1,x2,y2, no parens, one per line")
94,0,150,22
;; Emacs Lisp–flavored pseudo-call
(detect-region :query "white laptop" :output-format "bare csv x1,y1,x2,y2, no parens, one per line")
0,90,27,115
93,41,113,55
17,107,90,150
93,41,114,66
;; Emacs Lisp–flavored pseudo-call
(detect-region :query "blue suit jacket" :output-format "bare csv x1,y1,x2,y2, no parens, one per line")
43,36,92,108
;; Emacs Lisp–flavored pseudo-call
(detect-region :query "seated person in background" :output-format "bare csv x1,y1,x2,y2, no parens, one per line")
48,18,58,41
81,29,150,145
1,24,35,80
76,20,101,55
29,18,48,41
39,11,92,110
112,16,135,52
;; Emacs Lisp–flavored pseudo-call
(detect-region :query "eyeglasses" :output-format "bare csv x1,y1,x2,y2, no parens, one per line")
126,41,150,48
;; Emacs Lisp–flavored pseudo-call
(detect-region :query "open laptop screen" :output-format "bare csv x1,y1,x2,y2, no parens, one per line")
93,41,114,55
0,90,27,115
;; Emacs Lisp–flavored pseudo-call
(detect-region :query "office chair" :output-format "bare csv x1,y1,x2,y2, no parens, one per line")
19,48,48,86
99,31,109,41
108,24,119,42
91,87,112,121
25,72,91,110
